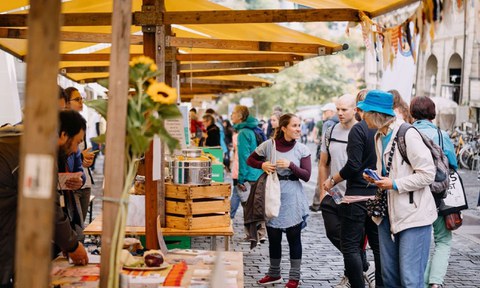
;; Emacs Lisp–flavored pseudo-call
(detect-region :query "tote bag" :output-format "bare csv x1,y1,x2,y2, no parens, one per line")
265,140,281,220
438,170,469,216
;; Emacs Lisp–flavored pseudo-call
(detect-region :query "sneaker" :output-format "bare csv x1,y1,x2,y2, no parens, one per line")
257,275,282,285
259,236,267,244
364,263,375,288
309,205,321,212
285,279,299,288
334,275,351,288
430,284,443,288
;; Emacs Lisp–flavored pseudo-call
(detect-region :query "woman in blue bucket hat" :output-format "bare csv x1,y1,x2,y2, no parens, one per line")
360,90,437,287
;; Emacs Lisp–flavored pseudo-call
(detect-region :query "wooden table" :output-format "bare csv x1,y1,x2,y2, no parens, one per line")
51,250,243,287
84,215,234,250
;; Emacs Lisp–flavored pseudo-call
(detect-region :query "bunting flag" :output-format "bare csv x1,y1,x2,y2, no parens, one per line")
356,0,445,70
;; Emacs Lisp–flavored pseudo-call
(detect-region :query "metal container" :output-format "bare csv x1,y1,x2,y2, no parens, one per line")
172,149,212,185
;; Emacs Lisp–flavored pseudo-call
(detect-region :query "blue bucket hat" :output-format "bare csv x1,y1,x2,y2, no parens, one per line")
357,90,395,116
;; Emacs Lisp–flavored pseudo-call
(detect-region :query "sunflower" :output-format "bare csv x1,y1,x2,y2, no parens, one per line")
129,55,154,67
146,82,177,105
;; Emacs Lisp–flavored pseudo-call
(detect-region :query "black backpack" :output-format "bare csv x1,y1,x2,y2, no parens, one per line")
396,123,450,206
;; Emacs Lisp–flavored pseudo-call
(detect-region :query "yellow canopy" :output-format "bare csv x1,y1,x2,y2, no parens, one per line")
0,0,417,95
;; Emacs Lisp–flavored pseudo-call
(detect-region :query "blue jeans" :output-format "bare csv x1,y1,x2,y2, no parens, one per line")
378,215,431,287
230,181,241,219
424,215,452,287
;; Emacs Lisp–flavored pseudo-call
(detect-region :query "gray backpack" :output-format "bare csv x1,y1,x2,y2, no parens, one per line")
396,123,450,204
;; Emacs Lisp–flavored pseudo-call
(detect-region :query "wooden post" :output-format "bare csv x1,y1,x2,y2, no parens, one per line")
99,0,131,286
140,0,163,249
15,1,61,287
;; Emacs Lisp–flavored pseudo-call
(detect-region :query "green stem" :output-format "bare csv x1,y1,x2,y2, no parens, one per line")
107,152,139,288
136,80,143,112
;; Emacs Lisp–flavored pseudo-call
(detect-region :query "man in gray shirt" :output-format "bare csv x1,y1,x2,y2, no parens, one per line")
317,94,357,287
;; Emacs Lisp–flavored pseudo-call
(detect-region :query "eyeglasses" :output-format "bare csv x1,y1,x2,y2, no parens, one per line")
70,97,84,103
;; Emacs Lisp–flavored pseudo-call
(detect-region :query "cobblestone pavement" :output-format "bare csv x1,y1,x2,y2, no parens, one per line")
89,144,480,287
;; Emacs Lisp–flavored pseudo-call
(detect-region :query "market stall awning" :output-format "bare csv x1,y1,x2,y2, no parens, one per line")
0,0,419,97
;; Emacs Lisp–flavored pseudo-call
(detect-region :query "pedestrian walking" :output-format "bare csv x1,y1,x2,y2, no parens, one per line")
410,96,458,288
318,94,357,287
360,90,437,287
322,90,382,288
247,113,311,288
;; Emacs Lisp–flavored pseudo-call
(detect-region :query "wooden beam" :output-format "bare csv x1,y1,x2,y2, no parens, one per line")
60,66,109,74
0,13,113,27
59,52,304,62
181,83,256,89
162,8,361,24
180,68,279,78
370,0,421,18
176,53,304,62
1,9,362,27
0,28,143,44
180,78,271,87
15,0,61,287
168,36,337,54
99,0,132,286
180,87,238,94
179,61,291,71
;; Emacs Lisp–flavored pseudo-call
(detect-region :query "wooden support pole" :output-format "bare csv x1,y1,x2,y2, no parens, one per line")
15,1,61,287
142,0,161,250
99,0,131,286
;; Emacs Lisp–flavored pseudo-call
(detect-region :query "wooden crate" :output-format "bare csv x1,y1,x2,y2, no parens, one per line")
165,183,231,230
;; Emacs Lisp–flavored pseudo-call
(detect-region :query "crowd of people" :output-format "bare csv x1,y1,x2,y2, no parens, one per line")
223,89,462,288
0,86,474,288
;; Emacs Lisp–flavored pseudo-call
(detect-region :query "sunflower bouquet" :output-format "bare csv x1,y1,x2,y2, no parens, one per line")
86,56,181,287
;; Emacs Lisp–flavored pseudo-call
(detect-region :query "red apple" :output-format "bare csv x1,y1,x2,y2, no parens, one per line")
144,253,164,267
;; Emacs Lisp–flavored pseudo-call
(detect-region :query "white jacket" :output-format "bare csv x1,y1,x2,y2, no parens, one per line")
374,119,437,234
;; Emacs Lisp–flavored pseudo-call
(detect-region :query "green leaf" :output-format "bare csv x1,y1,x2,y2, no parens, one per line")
85,99,108,119
90,134,106,145
157,105,182,119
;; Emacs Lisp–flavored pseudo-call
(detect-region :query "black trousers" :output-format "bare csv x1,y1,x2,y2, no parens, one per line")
266,223,303,260
339,201,383,288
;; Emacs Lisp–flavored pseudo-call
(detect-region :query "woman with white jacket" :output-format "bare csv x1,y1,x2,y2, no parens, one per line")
359,90,437,287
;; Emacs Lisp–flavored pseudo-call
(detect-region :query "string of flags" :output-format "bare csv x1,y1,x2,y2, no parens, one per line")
351,0,464,70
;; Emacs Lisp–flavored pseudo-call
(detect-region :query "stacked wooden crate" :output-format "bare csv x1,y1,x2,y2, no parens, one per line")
165,183,231,230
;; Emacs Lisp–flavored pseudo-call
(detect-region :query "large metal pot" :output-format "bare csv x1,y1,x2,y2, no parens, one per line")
172,149,212,185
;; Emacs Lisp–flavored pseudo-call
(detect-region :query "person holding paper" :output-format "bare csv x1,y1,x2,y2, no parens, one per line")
0,111,89,287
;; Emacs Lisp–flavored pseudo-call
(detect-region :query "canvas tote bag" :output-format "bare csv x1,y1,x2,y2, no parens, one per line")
265,139,281,220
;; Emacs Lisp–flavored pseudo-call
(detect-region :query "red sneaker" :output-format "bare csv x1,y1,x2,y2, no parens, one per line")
285,279,299,288
257,275,282,285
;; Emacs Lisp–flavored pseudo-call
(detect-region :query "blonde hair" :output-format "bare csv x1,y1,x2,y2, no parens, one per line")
234,105,249,122
364,111,395,129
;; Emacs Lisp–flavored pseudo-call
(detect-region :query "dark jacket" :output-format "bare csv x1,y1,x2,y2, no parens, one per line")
0,135,79,285
339,120,377,196
204,123,220,147
243,172,268,249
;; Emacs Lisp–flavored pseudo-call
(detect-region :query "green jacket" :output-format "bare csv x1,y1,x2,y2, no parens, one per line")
233,115,263,184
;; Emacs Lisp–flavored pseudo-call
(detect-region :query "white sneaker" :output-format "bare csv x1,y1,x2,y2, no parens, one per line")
364,262,375,288
334,275,351,288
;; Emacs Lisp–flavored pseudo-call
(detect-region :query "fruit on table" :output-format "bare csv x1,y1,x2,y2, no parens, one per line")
144,253,164,267
120,249,143,267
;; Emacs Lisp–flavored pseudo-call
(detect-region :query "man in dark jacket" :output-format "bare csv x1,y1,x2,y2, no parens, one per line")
0,111,89,287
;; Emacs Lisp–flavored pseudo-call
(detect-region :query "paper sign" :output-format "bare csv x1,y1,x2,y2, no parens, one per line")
23,154,54,199
57,172,83,190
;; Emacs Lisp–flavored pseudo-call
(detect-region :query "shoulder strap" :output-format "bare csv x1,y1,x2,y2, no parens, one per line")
325,123,337,165
437,127,444,149
396,123,412,165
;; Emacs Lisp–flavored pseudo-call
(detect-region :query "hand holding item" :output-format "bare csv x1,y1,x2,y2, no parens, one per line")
65,176,83,190
373,177,393,190
69,242,89,266
237,183,247,192
275,158,290,169
261,161,276,174
82,148,95,168
322,178,333,192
